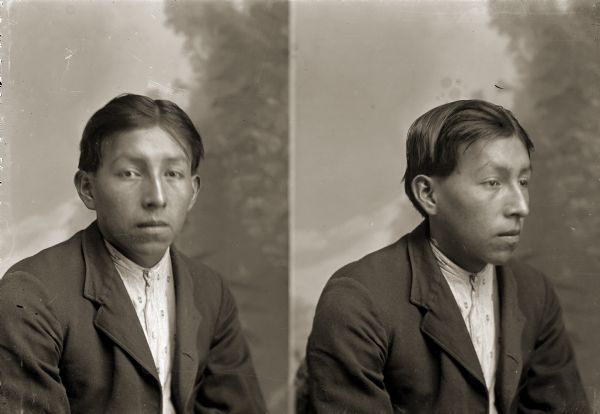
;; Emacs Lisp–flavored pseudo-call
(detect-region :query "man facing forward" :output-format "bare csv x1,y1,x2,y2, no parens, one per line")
306,100,589,413
0,94,266,413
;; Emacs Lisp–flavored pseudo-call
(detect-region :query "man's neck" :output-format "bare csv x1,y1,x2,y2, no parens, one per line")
104,240,170,272
429,236,487,274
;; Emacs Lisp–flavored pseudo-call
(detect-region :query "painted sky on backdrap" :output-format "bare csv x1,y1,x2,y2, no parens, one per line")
292,0,519,367
2,1,192,274
1,2,288,411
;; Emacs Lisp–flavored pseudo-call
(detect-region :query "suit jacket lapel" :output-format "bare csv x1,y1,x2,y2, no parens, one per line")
81,222,159,382
170,250,202,412
495,264,525,413
408,222,487,390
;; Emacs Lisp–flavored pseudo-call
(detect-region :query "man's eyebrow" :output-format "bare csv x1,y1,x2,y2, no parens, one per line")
110,154,189,164
109,154,144,165
476,161,532,174
520,165,533,174
163,155,189,164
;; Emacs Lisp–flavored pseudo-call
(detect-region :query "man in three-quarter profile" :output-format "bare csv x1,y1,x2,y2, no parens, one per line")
306,100,589,413
0,94,266,413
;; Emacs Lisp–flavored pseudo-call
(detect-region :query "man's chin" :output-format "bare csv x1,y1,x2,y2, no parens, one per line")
122,235,173,259
136,239,173,254
126,243,172,267
127,227,174,245
486,250,517,266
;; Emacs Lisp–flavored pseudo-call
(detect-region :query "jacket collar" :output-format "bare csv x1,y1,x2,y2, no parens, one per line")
407,221,487,390
407,221,525,404
81,221,202,411
495,264,526,413
82,221,158,382
170,248,202,413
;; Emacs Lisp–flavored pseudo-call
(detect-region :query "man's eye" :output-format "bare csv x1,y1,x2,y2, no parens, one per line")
166,171,184,178
119,170,139,178
519,179,529,187
485,180,501,187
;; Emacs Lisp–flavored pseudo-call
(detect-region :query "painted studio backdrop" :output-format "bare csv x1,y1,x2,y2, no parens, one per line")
1,1,288,412
292,0,600,409
2,1,600,413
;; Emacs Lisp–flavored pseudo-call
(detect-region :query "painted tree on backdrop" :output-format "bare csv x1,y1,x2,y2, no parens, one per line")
164,2,289,412
490,0,600,403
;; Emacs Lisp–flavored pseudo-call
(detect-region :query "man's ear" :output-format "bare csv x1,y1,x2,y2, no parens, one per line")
411,174,438,216
187,175,201,211
74,170,97,211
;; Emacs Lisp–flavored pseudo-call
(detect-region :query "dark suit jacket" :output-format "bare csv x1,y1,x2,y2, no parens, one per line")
0,221,266,413
306,222,589,413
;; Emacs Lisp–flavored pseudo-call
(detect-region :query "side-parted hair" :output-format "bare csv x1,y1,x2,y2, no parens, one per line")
403,99,534,217
78,93,204,173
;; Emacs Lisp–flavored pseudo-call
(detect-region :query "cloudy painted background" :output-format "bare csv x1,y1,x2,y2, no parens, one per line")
2,1,599,412
292,1,600,409
1,1,288,412
293,0,517,364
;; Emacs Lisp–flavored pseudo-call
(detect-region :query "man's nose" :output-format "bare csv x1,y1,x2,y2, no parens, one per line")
142,177,167,209
506,184,529,218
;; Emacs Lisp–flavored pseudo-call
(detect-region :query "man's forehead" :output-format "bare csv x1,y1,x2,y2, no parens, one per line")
456,135,531,170
474,159,532,175
102,127,192,162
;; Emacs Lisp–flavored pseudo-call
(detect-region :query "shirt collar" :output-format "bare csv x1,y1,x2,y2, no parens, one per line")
428,239,493,284
104,240,171,278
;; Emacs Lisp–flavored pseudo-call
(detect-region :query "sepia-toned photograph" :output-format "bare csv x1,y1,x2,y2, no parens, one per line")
292,1,599,413
0,1,287,413
1,0,599,413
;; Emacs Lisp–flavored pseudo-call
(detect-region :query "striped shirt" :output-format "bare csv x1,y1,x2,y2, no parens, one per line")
430,240,499,414
105,241,176,414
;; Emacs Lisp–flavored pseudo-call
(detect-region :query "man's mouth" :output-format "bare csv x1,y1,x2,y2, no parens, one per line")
497,229,521,244
498,229,521,237
137,221,169,228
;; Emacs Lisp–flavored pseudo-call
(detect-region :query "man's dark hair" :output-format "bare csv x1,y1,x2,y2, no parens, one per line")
403,99,534,217
78,93,204,173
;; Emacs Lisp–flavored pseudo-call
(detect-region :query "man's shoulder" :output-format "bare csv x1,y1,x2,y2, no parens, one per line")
171,250,231,298
4,229,86,280
0,228,88,321
331,233,411,285
504,258,551,290
502,258,559,316
316,233,413,317
172,251,243,323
